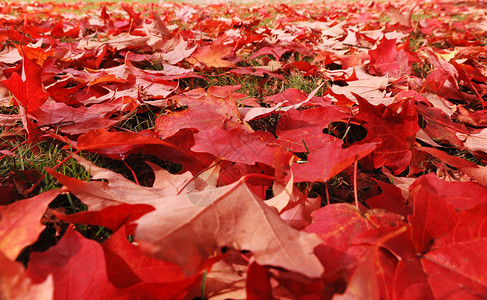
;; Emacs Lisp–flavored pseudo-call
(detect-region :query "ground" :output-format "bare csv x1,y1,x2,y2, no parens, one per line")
1,1,487,299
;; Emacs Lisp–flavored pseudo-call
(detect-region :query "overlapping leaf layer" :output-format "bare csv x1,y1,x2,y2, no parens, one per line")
1,0,487,299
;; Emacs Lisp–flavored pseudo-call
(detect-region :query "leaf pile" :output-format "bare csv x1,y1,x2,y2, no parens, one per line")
1,0,487,299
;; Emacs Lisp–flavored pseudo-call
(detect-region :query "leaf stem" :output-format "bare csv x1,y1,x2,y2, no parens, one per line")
177,160,223,195
123,160,140,185
325,182,330,206
353,155,359,209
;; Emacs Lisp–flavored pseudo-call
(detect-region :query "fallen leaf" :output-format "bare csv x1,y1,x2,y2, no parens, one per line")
0,250,53,300
418,146,487,187
409,173,487,210
160,37,198,64
366,180,412,217
386,4,415,28
191,126,278,166
53,204,154,233
248,46,291,61
422,239,487,299
246,260,272,300
76,128,177,160
27,227,123,299
330,77,390,105
354,91,419,174
306,203,404,295
0,189,60,261
199,250,249,300
31,101,121,135
292,140,377,182
102,226,199,290
276,126,339,153
188,39,238,69
135,177,324,278
154,108,227,140
106,33,150,51
457,128,487,153
0,52,49,112
47,157,324,278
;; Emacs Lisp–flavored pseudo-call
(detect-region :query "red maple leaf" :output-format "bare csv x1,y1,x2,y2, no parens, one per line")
354,91,420,174
0,50,49,113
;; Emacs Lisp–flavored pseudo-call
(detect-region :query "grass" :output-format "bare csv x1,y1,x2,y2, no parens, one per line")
115,104,159,132
0,130,175,249
1,140,87,193
283,72,324,95
179,69,325,103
